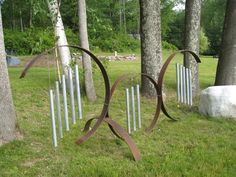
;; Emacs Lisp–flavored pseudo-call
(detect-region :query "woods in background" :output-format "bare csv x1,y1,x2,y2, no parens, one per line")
1,0,226,56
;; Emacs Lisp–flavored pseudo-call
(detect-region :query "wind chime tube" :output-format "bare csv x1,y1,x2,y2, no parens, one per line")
131,86,136,131
186,68,190,106
125,88,131,134
62,75,69,131
176,63,180,102
49,89,57,147
180,65,183,103
75,65,82,119
189,70,193,106
55,81,63,138
182,66,186,104
68,68,76,124
136,84,141,129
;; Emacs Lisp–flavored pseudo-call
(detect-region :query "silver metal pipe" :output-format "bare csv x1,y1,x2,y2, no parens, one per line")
131,86,136,131
68,68,76,124
49,89,57,147
125,88,131,134
176,63,180,102
55,81,63,138
136,84,141,129
75,65,82,119
186,68,190,105
182,66,186,104
62,75,69,131
180,65,183,103
189,70,193,106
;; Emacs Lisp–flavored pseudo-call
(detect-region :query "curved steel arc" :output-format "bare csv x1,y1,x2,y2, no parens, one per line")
103,118,141,161
19,45,111,146
146,50,201,132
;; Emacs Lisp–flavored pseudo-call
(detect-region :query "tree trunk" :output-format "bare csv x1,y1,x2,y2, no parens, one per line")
184,0,201,97
20,9,24,32
0,5,16,145
47,0,71,77
78,0,97,102
215,0,236,85
123,0,126,34
140,0,162,97
29,0,33,28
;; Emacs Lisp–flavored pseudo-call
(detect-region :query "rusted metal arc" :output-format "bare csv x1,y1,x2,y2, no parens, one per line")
146,50,201,132
109,73,165,134
18,45,111,145
83,117,123,140
103,118,141,161
20,48,55,78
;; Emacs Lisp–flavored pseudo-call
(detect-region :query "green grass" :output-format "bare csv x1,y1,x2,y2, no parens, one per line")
0,52,235,177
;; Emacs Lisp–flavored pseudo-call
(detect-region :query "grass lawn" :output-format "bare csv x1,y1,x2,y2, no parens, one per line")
0,51,236,177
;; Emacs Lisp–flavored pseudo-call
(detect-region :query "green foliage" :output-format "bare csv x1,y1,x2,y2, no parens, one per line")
164,11,185,50
162,41,177,51
201,0,226,55
199,29,209,54
4,28,54,55
91,33,140,53
4,28,79,55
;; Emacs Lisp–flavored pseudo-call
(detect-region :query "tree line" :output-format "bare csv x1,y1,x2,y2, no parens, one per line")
1,0,226,55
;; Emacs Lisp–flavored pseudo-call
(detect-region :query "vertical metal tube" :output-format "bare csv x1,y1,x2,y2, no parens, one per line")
176,63,180,102
189,70,193,106
131,86,136,131
55,81,63,138
180,65,183,103
69,68,76,124
75,65,82,119
182,66,186,104
136,84,141,129
49,89,57,147
125,88,131,134
62,75,69,131
186,68,190,105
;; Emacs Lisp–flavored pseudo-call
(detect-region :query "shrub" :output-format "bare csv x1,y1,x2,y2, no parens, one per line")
162,41,178,50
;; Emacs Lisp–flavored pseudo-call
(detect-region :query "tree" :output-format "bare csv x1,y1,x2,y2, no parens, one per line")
78,0,97,102
140,0,162,97
0,1,16,145
47,0,71,77
184,0,201,97
215,0,236,85
201,0,226,55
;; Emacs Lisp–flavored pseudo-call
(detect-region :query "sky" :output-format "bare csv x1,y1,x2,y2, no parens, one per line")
173,1,185,11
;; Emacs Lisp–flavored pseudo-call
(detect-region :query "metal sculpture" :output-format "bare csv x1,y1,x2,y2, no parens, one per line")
20,46,201,161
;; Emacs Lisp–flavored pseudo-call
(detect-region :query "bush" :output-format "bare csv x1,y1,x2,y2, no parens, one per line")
90,33,140,52
162,41,178,50
4,28,79,56
200,28,209,54
4,28,55,55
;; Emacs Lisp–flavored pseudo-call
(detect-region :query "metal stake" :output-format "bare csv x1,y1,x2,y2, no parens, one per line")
125,88,131,134
55,81,63,138
49,89,57,147
136,84,141,129
180,65,183,103
189,70,193,106
62,75,69,131
69,68,76,124
75,65,82,119
176,63,181,102
131,87,136,131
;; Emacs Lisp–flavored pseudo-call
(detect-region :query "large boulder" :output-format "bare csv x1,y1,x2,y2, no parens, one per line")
199,86,236,119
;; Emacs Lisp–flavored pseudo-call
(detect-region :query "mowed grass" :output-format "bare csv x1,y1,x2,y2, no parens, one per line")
0,51,236,177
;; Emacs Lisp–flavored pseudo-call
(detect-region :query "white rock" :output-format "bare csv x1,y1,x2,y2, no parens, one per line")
199,85,236,119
